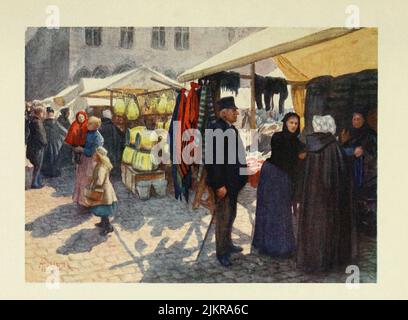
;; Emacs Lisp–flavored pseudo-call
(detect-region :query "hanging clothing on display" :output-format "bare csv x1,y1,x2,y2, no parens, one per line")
254,74,288,113
196,83,217,182
170,89,191,202
177,82,200,178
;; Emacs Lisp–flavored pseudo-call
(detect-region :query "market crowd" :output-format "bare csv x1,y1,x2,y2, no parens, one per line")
205,96,377,272
25,95,377,271
25,101,124,235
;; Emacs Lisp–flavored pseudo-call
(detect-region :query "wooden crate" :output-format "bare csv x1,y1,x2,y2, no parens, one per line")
121,163,165,195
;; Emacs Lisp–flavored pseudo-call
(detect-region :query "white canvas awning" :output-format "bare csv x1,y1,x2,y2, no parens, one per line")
177,27,356,82
80,66,182,98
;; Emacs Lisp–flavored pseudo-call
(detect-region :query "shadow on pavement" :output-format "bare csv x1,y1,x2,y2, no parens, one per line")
56,228,108,255
25,203,92,238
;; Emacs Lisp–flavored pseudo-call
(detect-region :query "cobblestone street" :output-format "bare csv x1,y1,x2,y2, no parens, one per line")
25,167,377,283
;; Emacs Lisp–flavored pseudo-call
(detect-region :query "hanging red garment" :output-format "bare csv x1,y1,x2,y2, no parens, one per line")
177,83,200,177
187,82,200,129
64,110,88,146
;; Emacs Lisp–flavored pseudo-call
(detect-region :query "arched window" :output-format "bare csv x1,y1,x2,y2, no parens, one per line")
113,63,135,75
92,66,110,78
72,67,91,83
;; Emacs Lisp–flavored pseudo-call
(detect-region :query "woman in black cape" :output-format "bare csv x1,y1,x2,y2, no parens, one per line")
252,112,305,258
296,115,357,272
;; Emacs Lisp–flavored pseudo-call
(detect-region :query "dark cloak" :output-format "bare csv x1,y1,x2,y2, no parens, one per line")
343,119,377,197
99,117,124,174
41,118,66,177
57,109,71,130
26,116,47,166
296,132,357,272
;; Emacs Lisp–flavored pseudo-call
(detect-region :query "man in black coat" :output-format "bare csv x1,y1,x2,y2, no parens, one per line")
205,96,248,267
25,101,33,145
57,107,71,130
99,109,124,176
26,107,48,188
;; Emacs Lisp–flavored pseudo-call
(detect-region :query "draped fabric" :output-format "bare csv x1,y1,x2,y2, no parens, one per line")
290,85,306,131
296,132,357,272
196,84,217,182
177,82,200,178
170,89,192,202
41,119,67,177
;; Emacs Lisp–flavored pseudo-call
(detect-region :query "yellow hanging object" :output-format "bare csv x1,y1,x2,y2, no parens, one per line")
113,98,127,116
149,97,159,114
164,119,171,131
126,98,140,120
157,93,168,114
166,95,175,114
122,146,136,164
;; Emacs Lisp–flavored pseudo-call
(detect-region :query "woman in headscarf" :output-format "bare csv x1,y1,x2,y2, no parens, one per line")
65,110,88,165
341,111,377,200
296,115,356,272
72,116,104,211
85,147,118,236
41,107,67,177
252,112,305,258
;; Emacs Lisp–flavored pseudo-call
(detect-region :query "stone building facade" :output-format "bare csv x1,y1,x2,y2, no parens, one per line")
26,27,262,100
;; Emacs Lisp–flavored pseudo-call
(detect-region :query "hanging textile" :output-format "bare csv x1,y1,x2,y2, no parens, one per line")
200,71,240,96
169,89,187,201
177,82,200,178
291,84,306,131
196,83,217,182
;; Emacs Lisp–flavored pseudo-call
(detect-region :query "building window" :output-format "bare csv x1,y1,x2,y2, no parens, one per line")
228,28,236,42
174,27,190,50
120,27,134,49
85,27,102,46
151,27,166,49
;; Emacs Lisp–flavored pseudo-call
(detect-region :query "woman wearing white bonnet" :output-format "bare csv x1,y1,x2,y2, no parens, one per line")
312,114,337,135
296,114,357,272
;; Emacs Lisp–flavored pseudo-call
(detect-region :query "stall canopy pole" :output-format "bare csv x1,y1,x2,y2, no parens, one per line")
250,63,256,129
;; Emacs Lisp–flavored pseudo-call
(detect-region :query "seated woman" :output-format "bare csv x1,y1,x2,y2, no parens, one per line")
72,116,104,211
85,147,118,236
252,112,305,258
296,115,357,272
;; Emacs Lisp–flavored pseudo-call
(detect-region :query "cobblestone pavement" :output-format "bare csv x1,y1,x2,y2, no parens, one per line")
25,167,377,283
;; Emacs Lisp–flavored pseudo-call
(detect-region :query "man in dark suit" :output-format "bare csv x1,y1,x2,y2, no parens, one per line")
205,96,248,267
26,107,48,189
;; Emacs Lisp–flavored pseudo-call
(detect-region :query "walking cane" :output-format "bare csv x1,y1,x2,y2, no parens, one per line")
195,213,215,262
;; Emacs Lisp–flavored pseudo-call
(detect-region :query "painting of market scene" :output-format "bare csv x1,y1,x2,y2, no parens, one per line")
25,27,377,283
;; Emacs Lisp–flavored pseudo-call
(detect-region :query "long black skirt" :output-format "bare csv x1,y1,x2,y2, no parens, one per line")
252,161,295,256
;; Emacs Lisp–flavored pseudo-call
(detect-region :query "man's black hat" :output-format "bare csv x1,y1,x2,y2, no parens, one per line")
217,96,238,111
46,107,54,113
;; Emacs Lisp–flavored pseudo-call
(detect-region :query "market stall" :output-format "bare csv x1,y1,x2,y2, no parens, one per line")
115,87,176,200
176,27,378,209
